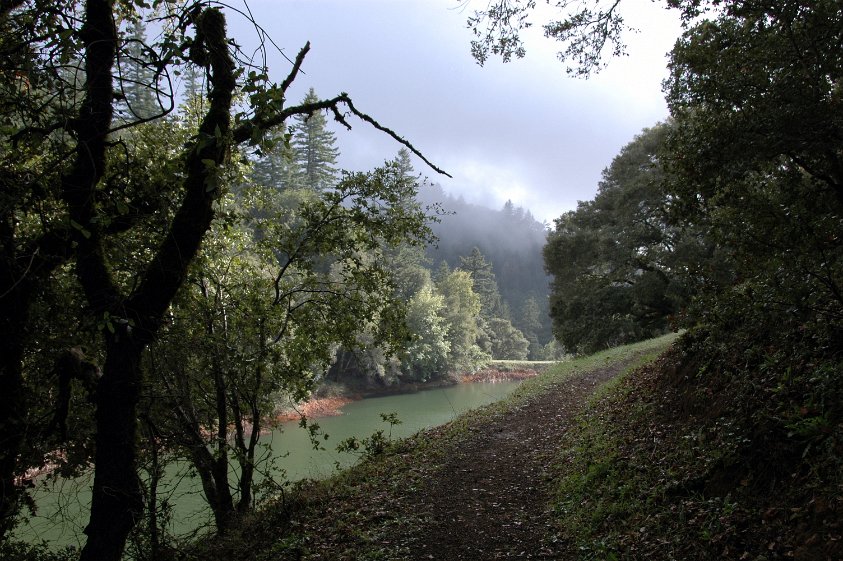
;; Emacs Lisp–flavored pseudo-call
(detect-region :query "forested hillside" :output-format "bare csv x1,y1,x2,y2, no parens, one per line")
419,186,555,356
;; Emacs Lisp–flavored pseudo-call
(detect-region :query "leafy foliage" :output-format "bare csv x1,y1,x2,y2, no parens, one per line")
482,317,530,360
436,268,490,372
544,124,693,354
142,161,436,535
0,1,446,556
662,0,843,350
400,284,451,382
466,0,632,76
548,2,843,557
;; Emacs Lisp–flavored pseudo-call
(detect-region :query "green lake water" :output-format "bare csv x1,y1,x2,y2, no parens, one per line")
16,379,521,548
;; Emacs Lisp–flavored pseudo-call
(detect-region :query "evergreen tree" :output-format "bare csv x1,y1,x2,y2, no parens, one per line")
515,296,543,359
394,148,415,181
459,247,505,319
502,199,516,220
181,63,204,99
118,20,159,121
433,260,451,284
291,88,339,191
250,132,298,191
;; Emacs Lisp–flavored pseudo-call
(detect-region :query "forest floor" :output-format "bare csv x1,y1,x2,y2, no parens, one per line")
206,338,672,561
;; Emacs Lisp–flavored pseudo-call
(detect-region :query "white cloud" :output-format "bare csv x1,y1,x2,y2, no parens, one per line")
235,0,683,223
451,158,529,207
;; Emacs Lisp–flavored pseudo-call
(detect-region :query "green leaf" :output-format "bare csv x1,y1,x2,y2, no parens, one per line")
70,219,91,239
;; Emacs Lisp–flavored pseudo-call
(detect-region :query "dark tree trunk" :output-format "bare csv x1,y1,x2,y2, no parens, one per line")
210,361,236,533
0,288,27,537
234,319,267,513
231,389,258,514
236,399,260,513
81,332,145,561
143,419,163,561
76,5,235,559
182,427,236,533
165,354,237,534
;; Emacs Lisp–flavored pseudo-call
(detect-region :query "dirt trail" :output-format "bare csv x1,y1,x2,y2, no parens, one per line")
404,358,636,560
222,356,645,561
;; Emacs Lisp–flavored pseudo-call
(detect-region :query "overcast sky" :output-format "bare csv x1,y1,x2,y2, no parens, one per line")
230,0,683,224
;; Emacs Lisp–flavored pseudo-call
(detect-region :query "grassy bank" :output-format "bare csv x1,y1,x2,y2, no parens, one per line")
551,329,843,560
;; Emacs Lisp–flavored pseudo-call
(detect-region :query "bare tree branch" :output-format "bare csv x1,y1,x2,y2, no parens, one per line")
233,93,451,177
280,41,309,94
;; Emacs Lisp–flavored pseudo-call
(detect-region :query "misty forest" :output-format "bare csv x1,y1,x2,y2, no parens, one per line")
1,1,842,560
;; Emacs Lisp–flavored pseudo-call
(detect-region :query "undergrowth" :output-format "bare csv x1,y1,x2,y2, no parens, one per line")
552,328,843,560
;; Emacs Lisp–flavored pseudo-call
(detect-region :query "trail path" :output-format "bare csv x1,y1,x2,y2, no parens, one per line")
403,357,636,560
242,356,644,561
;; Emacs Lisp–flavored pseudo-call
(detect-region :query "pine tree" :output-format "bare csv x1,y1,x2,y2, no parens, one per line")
394,147,414,181
182,63,204,99
118,20,159,121
459,247,505,319
515,296,543,359
250,133,298,191
291,88,339,191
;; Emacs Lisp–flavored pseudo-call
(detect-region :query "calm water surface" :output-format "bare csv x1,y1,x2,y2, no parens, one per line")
18,380,521,547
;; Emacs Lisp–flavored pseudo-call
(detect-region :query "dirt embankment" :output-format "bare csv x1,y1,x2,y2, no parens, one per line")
275,396,356,422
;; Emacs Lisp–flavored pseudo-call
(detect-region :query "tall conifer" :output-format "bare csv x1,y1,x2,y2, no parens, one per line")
291,88,339,191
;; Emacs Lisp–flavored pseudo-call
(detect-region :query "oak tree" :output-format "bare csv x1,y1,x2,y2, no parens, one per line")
0,2,446,558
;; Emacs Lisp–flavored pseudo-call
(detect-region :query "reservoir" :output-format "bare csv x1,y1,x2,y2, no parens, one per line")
17,379,522,548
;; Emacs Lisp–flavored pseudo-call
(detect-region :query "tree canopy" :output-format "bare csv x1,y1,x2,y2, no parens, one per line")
543,123,698,353
0,2,445,558
531,0,842,360
661,0,843,349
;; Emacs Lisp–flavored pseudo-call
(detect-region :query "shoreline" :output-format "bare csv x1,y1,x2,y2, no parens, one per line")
276,366,543,421
275,396,358,422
